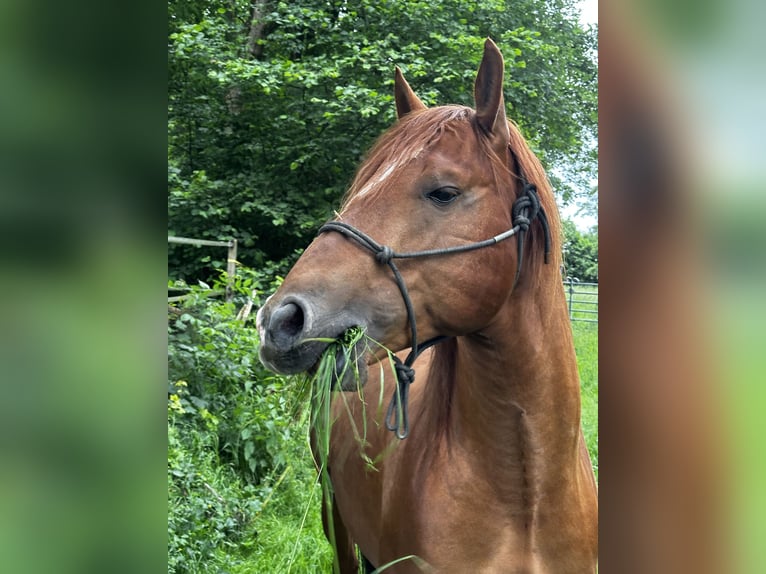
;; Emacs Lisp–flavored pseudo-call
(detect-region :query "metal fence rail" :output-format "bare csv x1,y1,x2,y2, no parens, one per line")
564,278,598,323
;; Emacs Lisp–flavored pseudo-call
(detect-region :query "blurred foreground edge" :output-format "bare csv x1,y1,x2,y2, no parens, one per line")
599,1,725,572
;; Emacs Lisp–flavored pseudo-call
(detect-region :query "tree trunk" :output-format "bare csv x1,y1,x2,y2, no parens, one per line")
246,0,268,59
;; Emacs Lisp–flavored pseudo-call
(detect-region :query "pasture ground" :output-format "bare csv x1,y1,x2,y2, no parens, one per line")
571,320,598,478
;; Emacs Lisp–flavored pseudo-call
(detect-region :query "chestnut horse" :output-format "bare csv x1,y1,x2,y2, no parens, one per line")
258,39,597,573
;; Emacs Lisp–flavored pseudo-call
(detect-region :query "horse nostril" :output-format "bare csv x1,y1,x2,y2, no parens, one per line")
268,301,305,348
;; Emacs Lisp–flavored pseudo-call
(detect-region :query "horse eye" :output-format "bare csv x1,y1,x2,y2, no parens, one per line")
426,187,460,206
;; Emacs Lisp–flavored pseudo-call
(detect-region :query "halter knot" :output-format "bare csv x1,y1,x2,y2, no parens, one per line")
510,183,552,284
394,361,415,386
512,215,531,231
511,183,541,226
375,245,394,265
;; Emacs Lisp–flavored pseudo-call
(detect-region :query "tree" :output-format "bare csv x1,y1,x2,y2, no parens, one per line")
168,0,598,282
562,219,598,282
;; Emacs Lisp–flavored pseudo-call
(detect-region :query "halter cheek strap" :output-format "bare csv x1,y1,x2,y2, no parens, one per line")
317,183,551,439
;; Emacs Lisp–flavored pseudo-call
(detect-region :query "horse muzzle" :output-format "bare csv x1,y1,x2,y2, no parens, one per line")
256,294,370,390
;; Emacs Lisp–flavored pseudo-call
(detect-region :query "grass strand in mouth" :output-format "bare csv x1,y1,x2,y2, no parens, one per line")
304,326,366,574
300,327,406,572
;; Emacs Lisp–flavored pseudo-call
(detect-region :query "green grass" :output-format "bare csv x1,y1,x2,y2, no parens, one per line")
571,320,598,479
211,459,333,573
181,454,334,574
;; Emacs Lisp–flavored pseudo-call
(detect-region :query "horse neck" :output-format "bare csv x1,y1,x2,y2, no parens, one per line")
442,269,583,499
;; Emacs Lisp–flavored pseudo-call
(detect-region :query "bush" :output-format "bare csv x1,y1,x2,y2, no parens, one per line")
562,219,598,282
167,270,331,573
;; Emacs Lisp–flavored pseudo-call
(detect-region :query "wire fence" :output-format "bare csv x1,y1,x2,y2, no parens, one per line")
564,278,598,323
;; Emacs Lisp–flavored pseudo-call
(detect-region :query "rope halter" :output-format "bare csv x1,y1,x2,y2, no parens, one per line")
317,182,551,439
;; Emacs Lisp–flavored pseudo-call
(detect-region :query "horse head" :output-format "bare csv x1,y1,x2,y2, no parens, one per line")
257,39,556,391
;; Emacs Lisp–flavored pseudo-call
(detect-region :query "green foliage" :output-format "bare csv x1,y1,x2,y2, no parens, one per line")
562,219,598,282
167,270,332,573
168,0,597,283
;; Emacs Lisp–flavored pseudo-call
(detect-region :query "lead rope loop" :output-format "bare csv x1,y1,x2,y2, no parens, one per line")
385,358,415,439
382,336,448,439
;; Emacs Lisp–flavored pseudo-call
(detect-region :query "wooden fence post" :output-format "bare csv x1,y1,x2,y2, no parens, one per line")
168,236,238,302
226,239,238,302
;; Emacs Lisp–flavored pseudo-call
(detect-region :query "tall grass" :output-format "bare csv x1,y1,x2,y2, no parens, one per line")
207,457,333,573
571,320,598,479
302,328,424,573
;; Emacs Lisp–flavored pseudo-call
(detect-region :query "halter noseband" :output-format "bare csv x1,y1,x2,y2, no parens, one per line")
317,181,551,439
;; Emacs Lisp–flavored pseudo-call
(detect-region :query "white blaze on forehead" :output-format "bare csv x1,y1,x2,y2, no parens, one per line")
342,145,425,211
357,164,396,198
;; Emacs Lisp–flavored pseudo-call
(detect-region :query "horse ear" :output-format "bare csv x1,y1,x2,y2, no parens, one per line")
395,67,427,119
474,38,510,147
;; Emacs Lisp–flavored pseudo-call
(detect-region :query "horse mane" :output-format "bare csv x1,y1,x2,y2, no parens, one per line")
419,337,458,451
